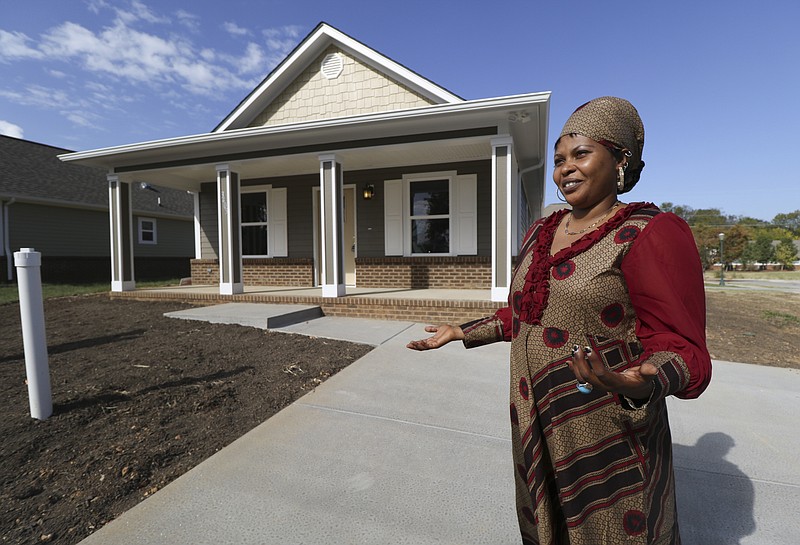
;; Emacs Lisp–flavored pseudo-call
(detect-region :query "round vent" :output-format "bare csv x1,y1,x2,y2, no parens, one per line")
321,53,344,79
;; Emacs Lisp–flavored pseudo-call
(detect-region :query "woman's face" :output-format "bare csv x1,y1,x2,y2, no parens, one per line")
553,134,621,210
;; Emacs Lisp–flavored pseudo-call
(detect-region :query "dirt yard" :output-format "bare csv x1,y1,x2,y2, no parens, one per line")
1,289,799,545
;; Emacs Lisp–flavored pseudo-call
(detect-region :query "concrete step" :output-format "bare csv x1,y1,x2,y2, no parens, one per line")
164,303,323,330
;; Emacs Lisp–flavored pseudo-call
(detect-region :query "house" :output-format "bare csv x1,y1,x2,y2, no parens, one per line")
0,135,194,283
60,22,550,301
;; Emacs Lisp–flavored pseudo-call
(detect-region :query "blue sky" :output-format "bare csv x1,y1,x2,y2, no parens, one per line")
1,0,798,221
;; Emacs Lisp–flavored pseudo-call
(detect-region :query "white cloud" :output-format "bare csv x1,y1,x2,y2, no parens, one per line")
223,22,250,37
175,10,201,33
0,30,45,61
262,26,302,54
0,120,24,138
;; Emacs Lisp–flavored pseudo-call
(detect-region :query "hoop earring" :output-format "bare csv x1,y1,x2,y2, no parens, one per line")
557,187,567,203
617,167,625,192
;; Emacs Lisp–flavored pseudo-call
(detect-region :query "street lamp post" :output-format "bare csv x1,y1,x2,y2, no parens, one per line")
718,232,725,287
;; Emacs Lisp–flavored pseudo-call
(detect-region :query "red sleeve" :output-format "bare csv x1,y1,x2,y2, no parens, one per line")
621,212,712,399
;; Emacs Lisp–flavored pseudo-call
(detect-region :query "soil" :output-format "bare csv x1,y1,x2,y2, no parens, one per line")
0,296,372,545
1,288,799,545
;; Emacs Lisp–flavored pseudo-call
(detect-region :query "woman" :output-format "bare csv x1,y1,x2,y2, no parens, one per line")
407,96,711,544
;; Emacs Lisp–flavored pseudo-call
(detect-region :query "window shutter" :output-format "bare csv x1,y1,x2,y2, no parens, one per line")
455,174,477,255
269,188,288,257
384,179,403,256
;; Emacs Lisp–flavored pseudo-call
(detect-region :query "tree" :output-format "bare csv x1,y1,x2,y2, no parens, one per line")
774,239,798,270
772,210,800,235
741,235,775,269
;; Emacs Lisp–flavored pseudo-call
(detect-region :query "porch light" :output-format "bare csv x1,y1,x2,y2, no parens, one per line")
363,184,375,200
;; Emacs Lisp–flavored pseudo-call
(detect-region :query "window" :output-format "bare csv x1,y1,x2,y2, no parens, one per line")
239,185,288,258
383,171,476,257
241,190,269,257
138,218,157,245
409,179,450,254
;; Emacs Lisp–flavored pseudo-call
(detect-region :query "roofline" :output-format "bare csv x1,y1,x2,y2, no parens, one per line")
61,91,550,164
0,194,192,219
213,22,463,132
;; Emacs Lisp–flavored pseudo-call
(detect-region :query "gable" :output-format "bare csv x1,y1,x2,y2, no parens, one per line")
247,45,436,128
216,23,462,132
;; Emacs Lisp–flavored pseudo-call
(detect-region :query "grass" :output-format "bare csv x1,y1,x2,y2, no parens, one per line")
704,270,800,281
0,279,181,305
763,310,800,327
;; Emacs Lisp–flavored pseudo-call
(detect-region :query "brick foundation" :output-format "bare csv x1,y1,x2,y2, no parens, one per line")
191,258,315,287
355,256,491,289
192,256,494,289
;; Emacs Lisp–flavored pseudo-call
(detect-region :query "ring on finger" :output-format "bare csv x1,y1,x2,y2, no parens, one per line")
576,381,593,394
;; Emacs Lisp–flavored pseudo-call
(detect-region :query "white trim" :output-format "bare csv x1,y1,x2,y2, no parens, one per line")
137,217,157,245
402,171,457,257
214,23,462,132
491,137,514,303
59,92,551,163
240,184,272,258
192,191,202,259
318,155,346,297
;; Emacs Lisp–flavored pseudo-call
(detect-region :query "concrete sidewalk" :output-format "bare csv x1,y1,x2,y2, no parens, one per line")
79,307,800,545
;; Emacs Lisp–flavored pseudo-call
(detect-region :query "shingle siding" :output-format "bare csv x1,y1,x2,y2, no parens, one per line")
247,45,436,127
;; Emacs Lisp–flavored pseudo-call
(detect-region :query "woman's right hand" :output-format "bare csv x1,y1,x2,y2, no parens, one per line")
406,324,465,351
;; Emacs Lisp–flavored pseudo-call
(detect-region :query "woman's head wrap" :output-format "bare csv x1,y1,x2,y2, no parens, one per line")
558,96,645,193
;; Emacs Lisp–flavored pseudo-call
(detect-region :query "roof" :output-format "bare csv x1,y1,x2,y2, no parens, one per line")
215,22,463,132
0,135,192,218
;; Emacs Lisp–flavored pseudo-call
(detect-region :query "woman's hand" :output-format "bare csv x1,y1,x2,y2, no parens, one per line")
569,345,658,400
406,324,465,351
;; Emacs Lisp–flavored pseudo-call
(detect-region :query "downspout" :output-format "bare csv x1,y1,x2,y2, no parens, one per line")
3,198,16,281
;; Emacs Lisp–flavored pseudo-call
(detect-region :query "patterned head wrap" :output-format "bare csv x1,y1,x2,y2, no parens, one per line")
558,96,645,193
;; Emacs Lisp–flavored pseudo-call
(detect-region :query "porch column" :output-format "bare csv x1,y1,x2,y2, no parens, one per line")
108,175,135,292
216,164,243,295
491,136,515,302
319,154,345,297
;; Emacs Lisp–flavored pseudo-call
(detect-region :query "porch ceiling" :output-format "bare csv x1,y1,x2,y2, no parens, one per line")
60,92,551,192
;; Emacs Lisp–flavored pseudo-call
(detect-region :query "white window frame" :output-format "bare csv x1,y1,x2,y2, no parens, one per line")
138,217,157,245
403,171,456,256
240,184,272,258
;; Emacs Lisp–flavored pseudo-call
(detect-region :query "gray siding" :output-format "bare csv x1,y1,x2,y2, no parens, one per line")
344,160,492,257
243,174,318,259
10,202,109,256
8,202,192,258
196,159,492,261
133,216,193,256
199,183,218,259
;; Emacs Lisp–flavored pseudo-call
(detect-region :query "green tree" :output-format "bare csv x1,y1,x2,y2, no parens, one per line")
741,235,775,269
772,210,800,235
774,239,798,270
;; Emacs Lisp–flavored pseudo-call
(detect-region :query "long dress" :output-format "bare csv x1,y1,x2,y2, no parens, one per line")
461,202,712,545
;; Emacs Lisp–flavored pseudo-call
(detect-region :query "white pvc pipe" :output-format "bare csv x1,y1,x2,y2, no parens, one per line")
14,248,52,420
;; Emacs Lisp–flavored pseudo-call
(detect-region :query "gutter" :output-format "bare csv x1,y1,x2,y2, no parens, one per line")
3,198,16,281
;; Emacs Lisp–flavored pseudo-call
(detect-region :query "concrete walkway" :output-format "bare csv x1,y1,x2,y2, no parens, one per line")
78,305,800,545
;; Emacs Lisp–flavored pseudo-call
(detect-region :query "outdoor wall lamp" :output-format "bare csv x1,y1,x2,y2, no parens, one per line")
363,184,375,200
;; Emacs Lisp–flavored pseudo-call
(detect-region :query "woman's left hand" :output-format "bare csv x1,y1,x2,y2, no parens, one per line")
569,345,658,400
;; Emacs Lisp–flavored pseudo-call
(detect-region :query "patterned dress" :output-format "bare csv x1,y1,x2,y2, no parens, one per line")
462,203,711,545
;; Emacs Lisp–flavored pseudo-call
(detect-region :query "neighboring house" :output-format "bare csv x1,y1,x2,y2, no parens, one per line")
61,22,551,301
0,135,194,283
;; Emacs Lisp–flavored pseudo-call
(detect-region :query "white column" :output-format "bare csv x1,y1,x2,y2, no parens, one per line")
491,136,515,302
319,154,345,297
108,175,135,292
192,191,202,260
217,164,243,295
